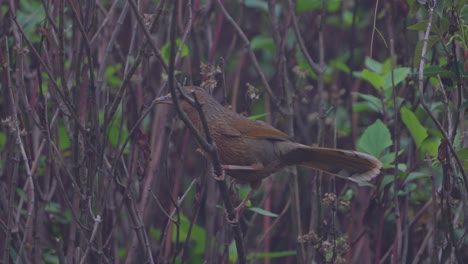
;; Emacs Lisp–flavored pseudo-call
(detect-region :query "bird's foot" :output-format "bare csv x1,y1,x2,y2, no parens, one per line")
213,168,225,181
225,204,245,224
221,163,264,171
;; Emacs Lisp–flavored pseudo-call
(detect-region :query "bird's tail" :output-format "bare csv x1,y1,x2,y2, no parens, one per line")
283,145,382,182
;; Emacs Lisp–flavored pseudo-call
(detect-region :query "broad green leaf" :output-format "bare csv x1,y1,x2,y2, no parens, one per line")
365,57,383,73
357,119,392,157
361,69,384,90
382,67,411,90
400,106,428,148
421,137,439,157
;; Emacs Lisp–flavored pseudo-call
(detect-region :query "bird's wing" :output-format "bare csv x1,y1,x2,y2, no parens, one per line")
224,118,291,141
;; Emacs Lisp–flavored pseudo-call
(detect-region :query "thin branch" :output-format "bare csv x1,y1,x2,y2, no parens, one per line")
417,1,467,192
216,0,287,115
166,1,246,262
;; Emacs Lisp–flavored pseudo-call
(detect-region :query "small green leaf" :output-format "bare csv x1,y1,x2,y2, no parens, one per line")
424,65,457,79
330,60,350,74
357,119,392,157
458,147,468,160
356,93,383,113
400,106,428,148
161,38,190,64
380,175,394,189
413,36,439,67
404,171,429,183
407,20,441,34
249,113,269,120
365,57,383,73
296,0,341,13
247,250,296,260
250,36,276,51
248,207,279,217
58,123,71,151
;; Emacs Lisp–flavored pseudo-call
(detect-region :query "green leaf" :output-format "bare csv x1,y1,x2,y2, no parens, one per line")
380,175,394,189
108,114,128,147
413,35,439,67
247,250,296,260
357,119,392,157
407,20,441,34
420,137,440,157
356,93,383,113
400,106,428,148
58,122,71,151
250,36,275,51
248,207,279,217
404,171,429,183
424,65,457,79
161,38,190,64
329,60,350,74
172,213,206,255
458,147,468,160
244,0,281,14
249,112,269,120
296,0,341,13
0,132,5,148
365,57,383,73
382,67,411,90
380,149,405,164
361,69,384,90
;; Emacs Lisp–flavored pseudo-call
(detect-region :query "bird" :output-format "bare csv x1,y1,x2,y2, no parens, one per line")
155,86,382,220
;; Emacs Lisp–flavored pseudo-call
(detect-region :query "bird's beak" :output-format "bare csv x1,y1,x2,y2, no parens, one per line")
153,94,173,104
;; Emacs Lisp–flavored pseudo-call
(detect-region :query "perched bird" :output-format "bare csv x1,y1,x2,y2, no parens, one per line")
155,86,382,218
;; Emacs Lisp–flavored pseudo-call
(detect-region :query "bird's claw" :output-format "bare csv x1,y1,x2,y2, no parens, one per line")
213,168,225,181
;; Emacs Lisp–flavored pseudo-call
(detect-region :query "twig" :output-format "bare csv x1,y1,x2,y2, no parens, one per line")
288,0,321,73
417,1,467,192
79,202,102,264
127,0,168,73
216,0,287,115
166,1,246,263
175,0,193,65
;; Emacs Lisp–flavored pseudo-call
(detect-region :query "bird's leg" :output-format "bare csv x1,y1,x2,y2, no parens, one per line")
222,163,264,171
227,180,262,224
213,168,225,181
215,163,263,181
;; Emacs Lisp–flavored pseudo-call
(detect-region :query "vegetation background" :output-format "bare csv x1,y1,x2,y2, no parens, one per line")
1,0,467,263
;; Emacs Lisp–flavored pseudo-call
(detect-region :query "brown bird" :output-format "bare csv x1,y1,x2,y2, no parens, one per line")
155,86,382,218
